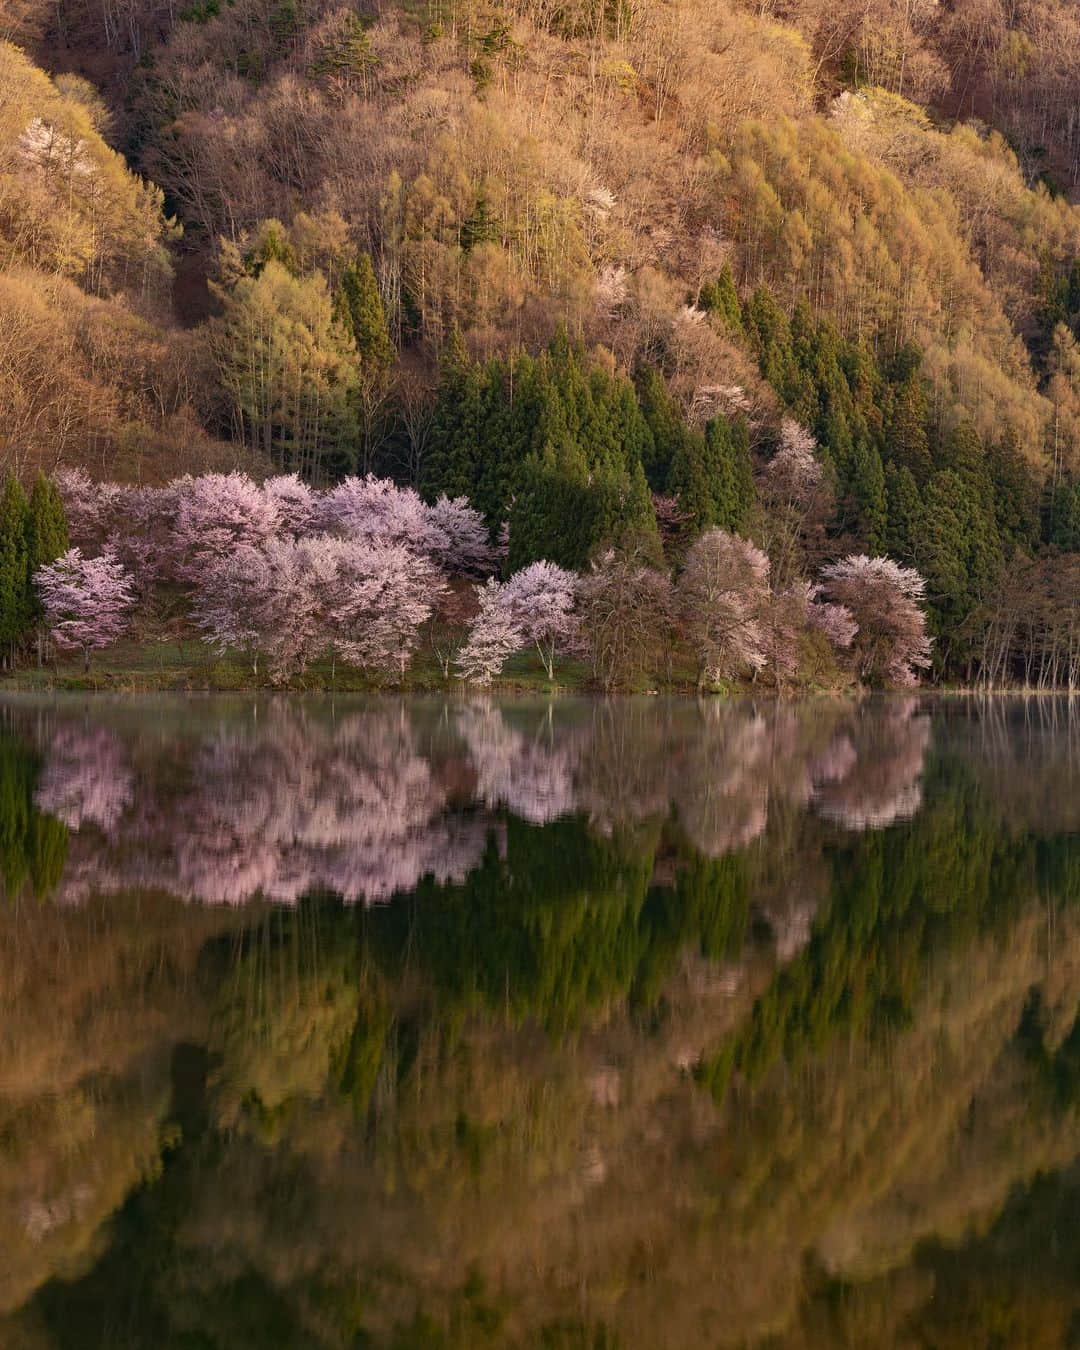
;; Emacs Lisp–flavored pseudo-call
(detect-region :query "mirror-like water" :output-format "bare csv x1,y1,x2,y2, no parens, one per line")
0,694,1078,1348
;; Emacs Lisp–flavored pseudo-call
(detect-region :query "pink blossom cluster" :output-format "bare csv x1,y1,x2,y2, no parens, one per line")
55,469,496,583
49,469,500,679
44,469,932,690
456,562,578,683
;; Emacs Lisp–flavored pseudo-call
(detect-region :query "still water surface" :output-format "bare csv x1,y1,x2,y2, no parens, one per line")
0,694,1078,1348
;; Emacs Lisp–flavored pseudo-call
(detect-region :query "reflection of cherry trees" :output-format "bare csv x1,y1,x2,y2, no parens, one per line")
813,699,930,830
35,723,135,832
15,697,937,908
456,703,581,825
40,707,492,906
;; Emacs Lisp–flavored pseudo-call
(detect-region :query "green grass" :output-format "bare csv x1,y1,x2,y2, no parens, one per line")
0,639,861,697
0,639,608,695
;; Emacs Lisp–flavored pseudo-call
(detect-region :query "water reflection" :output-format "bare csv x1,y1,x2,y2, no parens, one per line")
5,695,934,908
0,695,1078,1349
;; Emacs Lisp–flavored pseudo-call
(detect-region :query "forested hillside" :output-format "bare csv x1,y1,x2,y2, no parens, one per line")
0,0,1078,684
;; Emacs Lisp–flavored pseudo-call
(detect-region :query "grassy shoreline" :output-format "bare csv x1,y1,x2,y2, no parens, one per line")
1,640,1074,698
0,639,632,696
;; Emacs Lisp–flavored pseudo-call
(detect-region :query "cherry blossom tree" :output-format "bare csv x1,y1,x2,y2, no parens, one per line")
807,588,858,651
759,581,858,688
194,537,331,679
426,583,480,678
263,474,318,538
324,538,445,680
500,561,578,680
769,420,823,503
35,546,136,670
192,544,274,676
53,468,112,552
677,529,771,685
759,584,813,688
759,420,831,584
456,578,526,685
112,483,183,590
576,546,673,691
426,495,495,574
173,472,281,582
820,555,932,687
318,474,442,554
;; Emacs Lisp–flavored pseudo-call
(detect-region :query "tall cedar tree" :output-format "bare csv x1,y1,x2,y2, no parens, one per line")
0,475,30,660
334,253,394,372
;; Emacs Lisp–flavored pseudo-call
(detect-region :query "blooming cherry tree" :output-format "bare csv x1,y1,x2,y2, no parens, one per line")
677,529,771,684
113,483,184,589
325,538,446,679
318,475,443,554
194,537,331,679
820,555,932,687
173,472,281,581
500,561,578,680
456,578,526,684
576,547,673,690
426,495,495,574
806,588,858,651
263,474,318,538
53,468,111,551
35,546,136,669
192,544,274,675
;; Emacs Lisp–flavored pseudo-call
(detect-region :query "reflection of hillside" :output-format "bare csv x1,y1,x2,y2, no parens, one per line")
1,696,1079,1348
10,879,1080,1349
0,893,249,1317
939,695,1080,835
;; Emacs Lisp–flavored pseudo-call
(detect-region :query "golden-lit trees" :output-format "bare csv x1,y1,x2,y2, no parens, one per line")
0,42,174,297
718,109,1053,463
211,258,359,477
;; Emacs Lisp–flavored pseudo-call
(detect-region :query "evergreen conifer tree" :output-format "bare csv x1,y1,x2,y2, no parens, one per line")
422,330,483,503
334,252,394,371
699,264,743,332
0,474,31,662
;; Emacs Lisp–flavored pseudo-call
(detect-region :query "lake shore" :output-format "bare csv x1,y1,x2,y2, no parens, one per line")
2,640,1074,697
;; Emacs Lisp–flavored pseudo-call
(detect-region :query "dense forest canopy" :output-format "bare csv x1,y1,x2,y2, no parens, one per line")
0,0,1078,683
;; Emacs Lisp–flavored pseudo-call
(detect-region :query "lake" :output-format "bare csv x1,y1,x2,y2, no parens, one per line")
1,693,1078,1348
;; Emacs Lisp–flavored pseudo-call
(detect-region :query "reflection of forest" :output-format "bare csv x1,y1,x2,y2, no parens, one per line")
0,696,1078,1348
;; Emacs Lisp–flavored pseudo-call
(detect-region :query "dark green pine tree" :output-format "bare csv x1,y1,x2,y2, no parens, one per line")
0,474,31,663
987,430,1040,552
245,219,298,277
472,355,525,528
636,364,687,492
885,462,922,559
27,474,68,578
460,191,501,253
914,466,1003,663
421,330,484,503
885,369,932,481
742,286,790,368
698,264,743,332
1046,477,1080,550
726,415,756,528
848,441,888,552
312,11,377,88
508,336,656,569
26,474,68,655
667,428,713,532
334,252,394,371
